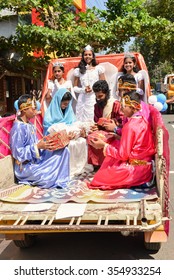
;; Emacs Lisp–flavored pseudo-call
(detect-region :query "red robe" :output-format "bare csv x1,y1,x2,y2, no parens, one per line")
88,100,124,166
89,113,155,190
111,100,125,127
94,103,103,123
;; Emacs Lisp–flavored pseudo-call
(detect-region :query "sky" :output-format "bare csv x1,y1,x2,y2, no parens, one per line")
86,0,107,10
86,0,133,51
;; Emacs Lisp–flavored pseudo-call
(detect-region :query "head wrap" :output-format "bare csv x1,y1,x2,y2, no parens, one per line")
43,88,76,135
14,97,40,116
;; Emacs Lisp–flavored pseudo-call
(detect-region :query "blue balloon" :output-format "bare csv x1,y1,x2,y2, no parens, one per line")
157,93,166,104
36,101,41,111
161,102,168,112
14,100,19,110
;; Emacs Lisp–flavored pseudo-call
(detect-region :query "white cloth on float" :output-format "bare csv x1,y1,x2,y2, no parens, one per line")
48,121,94,178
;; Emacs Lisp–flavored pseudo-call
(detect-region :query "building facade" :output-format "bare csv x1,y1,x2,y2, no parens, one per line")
0,1,86,116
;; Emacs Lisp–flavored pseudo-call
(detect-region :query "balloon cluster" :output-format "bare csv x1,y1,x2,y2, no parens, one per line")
148,94,168,112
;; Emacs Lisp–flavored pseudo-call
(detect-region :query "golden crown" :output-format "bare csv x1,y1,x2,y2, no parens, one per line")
19,98,36,111
121,95,141,110
118,80,137,90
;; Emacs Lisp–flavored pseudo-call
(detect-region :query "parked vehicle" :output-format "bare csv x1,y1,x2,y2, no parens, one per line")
164,74,174,113
0,53,170,252
157,74,174,114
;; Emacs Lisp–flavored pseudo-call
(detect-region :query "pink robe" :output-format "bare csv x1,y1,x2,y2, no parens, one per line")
111,100,125,128
89,113,155,190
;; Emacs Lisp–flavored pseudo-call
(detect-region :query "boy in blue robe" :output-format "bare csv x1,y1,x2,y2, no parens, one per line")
10,94,70,188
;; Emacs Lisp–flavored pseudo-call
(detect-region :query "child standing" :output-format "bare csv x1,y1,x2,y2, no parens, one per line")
121,53,144,92
41,62,75,113
73,45,105,122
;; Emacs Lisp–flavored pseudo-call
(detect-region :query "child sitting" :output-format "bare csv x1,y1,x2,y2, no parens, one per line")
88,91,155,190
10,94,70,189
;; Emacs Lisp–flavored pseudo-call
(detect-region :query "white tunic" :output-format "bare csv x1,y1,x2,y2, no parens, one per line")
48,79,74,98
47,121,94,178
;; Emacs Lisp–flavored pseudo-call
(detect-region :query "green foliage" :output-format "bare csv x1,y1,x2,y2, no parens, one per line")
134,0,174,82
145,0,174,22
150,61,174,86
1,0,174,82
101,0,146,19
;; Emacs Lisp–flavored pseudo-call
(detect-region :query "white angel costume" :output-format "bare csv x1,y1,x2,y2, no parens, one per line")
72,62,119,121
48,79,74,98
73,65,105,122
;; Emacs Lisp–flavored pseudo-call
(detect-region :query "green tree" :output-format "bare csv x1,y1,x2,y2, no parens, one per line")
0,0,113,70
133,0,174,80
145,0,174,22
1,0,174,76
99,0,174,82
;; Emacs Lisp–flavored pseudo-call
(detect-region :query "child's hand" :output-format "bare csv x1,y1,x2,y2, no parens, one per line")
37,138,47,150
37,138,55,150
85,86,92,93
103,119,116,131
89,123,98,132
80,128,86,138
89,138,106,149
68,131,76,140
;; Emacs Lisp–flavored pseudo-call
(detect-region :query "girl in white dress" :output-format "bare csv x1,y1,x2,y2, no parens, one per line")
111,53,146,101
43,62,75,113
73,45,106,122
121,53,144,90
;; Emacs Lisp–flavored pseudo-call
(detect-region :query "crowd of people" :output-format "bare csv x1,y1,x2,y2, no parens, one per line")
9,46,157,190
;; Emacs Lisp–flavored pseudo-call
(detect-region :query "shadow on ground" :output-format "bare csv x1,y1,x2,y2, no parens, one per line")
0,232,156,260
